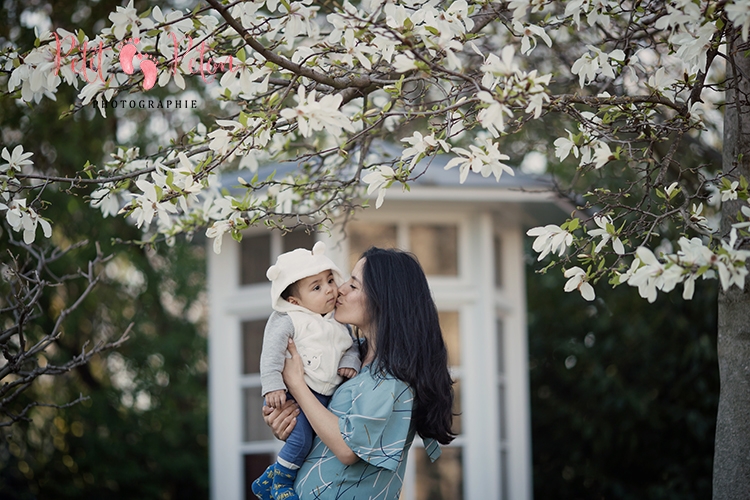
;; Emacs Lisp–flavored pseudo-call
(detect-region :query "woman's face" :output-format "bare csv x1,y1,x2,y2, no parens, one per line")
334,258,369,329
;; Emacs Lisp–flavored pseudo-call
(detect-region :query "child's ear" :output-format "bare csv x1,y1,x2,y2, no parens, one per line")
287,296,299,305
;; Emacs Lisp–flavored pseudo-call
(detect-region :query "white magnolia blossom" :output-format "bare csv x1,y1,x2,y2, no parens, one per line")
362,165,396,209
476,91,513,137
571,46,626,87
444,139,514,184
588,214,625,255
279,86,355,138
621,229,750,302
564,266,596,301
0,198,52,244
717,228,750,291
726,0,750,41
720,181,740,202
554,131,578,161
0,145,34,173
513,21,553,55
108,0,154,40
206,213,245,254
591,141,612,169
689,203,711,231
129,179,178,229
526,224,573,261
626,247,683,303
733,205,750,229
400,132,448,169
90,187,122,218
4,0,750,305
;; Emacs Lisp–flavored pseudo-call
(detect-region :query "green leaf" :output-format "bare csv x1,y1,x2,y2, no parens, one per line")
565,218,581,232
425,26,440,36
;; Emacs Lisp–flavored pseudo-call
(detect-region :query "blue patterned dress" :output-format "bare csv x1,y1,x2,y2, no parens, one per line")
294,365,441,499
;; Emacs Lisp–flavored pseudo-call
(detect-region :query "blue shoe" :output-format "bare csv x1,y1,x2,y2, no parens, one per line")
271,463,299,500
251,464,275,500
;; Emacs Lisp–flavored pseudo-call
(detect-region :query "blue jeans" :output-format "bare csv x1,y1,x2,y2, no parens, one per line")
276,389,331,468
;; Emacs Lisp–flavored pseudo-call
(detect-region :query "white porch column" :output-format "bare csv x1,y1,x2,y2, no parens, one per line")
209,233,243,500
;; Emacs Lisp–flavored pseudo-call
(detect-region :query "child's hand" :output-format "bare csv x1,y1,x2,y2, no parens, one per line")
265,390,287,408
338,367,357,379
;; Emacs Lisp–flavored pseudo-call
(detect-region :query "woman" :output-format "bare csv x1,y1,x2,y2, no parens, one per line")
262,247,455,500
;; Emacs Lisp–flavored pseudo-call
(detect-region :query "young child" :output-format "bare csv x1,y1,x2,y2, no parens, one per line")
252,241,360,500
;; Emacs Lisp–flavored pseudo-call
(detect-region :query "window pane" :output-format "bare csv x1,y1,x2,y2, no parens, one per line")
452,379,462,436
409,224,458,276
415,446,463,500
244,453,275,500
241,233,271,285
282,230,316,253
501,449,509,500
498,384,506,441
496,319,504,374
347,222,398,271
242,320,267,374
438,311,460,368
243,387,274,442
494,234,503,287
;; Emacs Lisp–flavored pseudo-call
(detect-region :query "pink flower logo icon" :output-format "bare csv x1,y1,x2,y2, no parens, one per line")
118,39,157,91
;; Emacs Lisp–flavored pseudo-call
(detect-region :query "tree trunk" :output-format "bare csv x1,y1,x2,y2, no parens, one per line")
714,28,750,500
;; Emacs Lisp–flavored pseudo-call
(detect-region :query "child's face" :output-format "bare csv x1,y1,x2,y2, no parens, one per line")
287,270,338,315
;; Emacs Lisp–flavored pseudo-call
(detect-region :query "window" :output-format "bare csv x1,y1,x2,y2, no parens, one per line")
243,387,274,442
437,310,463,435
409,224,458,276
241,319,274,496
347,221,459,277
497,318,508,497
242,320,265,374
414,310,463,497
347,222,398,270
240,230,317,286
494,234,503,288
244,454,275,500
281,230,316,254
415,447,464,500
240,234,271,285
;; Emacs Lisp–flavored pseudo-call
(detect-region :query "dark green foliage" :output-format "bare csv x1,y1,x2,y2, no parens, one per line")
0,192,209,499
0,193,209,498
1,2,209,497
528,257,718,500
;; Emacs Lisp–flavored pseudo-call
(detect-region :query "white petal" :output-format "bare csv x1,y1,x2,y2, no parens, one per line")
580,282,596,301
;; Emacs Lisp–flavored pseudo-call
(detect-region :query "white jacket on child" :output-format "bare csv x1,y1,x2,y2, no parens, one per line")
260,241,360,397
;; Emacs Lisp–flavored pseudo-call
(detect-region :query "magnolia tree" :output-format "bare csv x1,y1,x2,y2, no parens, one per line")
2,0,750,495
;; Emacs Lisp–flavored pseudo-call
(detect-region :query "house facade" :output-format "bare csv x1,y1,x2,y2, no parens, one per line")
207,167,566,500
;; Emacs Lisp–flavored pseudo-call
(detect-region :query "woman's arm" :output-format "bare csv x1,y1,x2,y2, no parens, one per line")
283,339,359,465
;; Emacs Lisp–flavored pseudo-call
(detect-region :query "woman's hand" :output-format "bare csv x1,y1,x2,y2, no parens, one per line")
263,400,299,441
282,338,307,395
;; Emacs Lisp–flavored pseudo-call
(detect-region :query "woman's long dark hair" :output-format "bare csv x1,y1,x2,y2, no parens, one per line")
360,247,455,445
